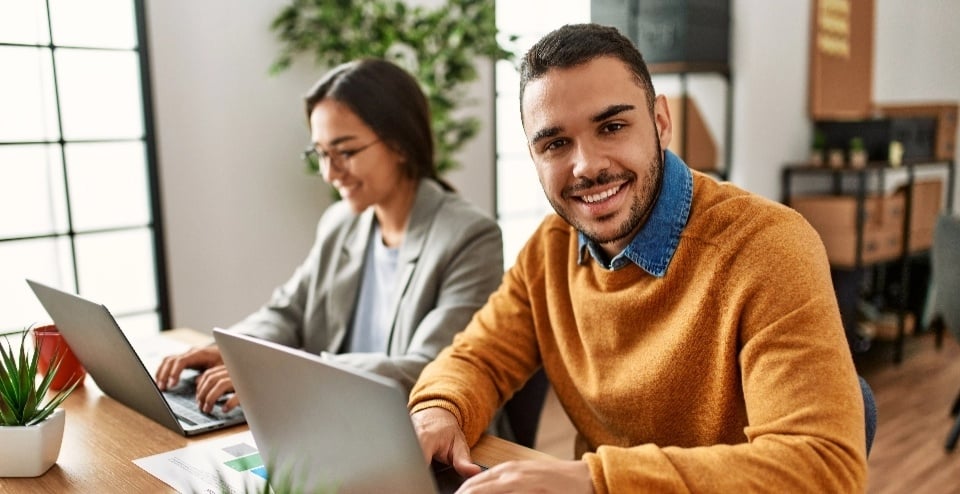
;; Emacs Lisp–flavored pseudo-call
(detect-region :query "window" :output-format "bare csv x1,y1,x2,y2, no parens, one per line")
0,0,167,339
495,1,590,267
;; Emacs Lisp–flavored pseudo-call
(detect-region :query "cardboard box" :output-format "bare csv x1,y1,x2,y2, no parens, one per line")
790,193,905,267
666,96,718,172
909,179,944,230
893,179,943,252
790,193,904,232
790,178,943,262
815,227,902,267
876,102,958,161
909,226,934,253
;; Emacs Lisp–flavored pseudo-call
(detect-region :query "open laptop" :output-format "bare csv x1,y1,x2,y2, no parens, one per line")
26,279,246,436
214,328,476,494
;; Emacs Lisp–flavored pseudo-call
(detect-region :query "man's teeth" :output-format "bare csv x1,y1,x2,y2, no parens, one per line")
582,185,620,204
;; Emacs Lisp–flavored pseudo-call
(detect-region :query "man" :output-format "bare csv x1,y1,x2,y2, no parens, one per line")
409,23,866,493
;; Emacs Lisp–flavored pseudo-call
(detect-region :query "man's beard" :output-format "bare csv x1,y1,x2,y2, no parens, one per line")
548,138,665,249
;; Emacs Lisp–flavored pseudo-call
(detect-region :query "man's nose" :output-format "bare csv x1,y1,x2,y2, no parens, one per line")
571,141,609,178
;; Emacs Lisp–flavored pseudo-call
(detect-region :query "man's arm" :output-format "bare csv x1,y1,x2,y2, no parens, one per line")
409,256,543,445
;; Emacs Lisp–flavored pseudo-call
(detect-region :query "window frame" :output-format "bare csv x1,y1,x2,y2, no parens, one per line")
0,0,170,333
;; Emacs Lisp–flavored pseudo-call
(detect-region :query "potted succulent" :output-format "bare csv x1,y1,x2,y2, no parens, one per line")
810,128,826,167
0,328,79,477
827,147,846,169
848,136,868,168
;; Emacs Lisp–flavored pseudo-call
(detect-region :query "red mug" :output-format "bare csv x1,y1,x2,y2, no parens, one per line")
32,324,86,390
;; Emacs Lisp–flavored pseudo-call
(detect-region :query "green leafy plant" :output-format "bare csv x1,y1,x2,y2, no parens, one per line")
269,0,515,175
0,328,78,426
809,128,827,166
812,128,826,151
849,136,865,152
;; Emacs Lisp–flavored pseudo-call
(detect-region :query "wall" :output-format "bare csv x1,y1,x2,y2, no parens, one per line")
146,0,494,331
148,0,327,332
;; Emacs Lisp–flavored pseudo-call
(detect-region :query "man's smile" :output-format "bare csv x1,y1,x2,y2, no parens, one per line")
578,183,623,204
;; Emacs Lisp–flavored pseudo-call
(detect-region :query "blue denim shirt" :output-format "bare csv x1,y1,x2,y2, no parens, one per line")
578,150,693,276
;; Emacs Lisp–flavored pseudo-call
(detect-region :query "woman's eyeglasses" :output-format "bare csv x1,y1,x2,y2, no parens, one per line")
301,139,381,176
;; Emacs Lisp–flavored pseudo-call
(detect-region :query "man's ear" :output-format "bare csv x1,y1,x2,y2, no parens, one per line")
653,94,672,151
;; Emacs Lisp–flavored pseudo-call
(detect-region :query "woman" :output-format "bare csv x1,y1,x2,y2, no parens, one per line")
155,59,503,414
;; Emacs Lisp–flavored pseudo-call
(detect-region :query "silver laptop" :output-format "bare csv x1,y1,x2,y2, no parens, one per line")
26,279,246,436
214,328,473,494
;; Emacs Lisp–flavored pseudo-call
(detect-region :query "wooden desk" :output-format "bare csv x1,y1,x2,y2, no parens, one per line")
3,329,554,493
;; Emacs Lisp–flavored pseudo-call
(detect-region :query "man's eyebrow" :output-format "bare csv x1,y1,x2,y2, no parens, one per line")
592,104,635,122
529,126,561,146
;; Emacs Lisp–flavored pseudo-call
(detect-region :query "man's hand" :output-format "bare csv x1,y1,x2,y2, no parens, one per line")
155,345,223,390
411,407,483,478
456,460,594,494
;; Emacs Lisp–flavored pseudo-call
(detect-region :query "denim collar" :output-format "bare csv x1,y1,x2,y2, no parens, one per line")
577,150,693,276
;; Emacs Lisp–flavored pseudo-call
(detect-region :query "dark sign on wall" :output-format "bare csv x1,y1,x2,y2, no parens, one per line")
591,0,730,68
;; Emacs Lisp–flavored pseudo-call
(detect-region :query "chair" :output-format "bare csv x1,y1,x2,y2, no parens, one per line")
502,368,550,448
860,375,877,456
926,214,960,451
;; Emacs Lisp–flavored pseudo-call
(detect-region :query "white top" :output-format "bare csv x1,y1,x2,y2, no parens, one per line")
345,222,400,353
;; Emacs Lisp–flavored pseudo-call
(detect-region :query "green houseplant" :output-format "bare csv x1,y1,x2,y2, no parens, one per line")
810,128,826,167
0,328,79,477
269,0,514,175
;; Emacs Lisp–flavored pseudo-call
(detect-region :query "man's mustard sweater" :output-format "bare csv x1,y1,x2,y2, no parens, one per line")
410,171,867,492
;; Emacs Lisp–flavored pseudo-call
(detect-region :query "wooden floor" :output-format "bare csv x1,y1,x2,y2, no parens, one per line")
533,332,960,493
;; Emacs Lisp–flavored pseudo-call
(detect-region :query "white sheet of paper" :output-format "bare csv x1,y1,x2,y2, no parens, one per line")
133,430,270,494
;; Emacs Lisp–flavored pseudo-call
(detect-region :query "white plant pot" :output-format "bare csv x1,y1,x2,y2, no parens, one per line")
0,408,66,477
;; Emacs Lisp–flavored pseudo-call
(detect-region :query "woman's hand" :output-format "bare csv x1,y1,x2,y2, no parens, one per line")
154,345,223,390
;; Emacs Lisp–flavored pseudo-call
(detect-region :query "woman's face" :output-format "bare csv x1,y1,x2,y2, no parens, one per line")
309,98,412,213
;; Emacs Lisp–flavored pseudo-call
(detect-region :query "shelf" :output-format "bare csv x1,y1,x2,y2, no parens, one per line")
784,159,954,174
782,159,955,363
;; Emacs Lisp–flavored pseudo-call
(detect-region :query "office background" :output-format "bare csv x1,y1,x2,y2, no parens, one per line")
5,0,959,336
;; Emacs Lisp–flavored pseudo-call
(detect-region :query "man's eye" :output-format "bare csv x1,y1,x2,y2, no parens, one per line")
602,122,625,133
544,139,567,152
338,149,357,158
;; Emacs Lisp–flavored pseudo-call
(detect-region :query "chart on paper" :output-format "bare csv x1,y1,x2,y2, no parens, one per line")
134,431,269,493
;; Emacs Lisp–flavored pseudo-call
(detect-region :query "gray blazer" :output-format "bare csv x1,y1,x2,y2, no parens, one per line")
228,179,503,391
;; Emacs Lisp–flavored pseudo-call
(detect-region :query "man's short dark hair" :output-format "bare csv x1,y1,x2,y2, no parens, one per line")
519,24,657,119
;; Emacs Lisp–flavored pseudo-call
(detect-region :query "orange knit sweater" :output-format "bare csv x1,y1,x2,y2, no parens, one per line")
410,172,867,492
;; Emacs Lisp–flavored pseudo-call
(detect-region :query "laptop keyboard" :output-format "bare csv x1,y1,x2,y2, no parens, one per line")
164,391,225,425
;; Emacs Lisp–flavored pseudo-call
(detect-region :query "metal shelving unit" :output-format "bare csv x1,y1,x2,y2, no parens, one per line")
782,159,956,362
